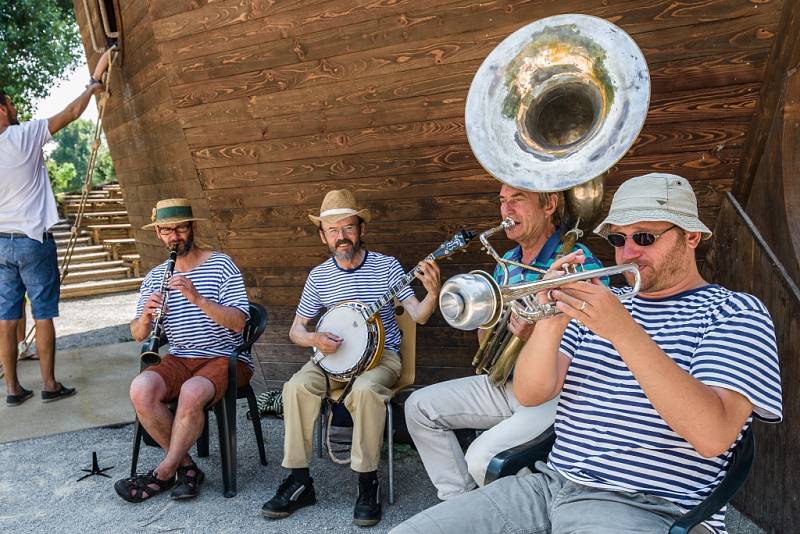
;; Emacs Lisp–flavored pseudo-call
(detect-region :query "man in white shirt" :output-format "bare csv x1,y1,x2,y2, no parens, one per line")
0,50,111,406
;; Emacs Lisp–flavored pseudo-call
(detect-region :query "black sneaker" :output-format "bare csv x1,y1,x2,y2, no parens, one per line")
353,478,381,527
261,475,316,519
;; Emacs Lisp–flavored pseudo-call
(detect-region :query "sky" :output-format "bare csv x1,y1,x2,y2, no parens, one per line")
32,57,99,123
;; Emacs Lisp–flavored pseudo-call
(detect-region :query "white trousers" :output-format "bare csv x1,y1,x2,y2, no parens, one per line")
405,374,557,500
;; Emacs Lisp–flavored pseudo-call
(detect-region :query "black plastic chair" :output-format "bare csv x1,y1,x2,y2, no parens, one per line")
130,302,269,497
484,425,755,533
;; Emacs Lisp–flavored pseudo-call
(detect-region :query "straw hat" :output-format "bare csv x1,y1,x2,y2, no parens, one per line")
308,189,370,227
142,198,207,229
594,173,712,239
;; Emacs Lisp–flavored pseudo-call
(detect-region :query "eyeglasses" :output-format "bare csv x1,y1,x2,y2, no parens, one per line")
157,223,191,236
323,224,358,237
605,225,678,248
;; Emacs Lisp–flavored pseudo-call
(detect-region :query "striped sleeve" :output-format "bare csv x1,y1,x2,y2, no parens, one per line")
134,269,159,320
691,298,783,423
559,319,585,359
297,271,322,319
391,257,414,302
218,261,250,319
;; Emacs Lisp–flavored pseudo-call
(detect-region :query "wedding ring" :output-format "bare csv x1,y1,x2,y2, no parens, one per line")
580,300,587,312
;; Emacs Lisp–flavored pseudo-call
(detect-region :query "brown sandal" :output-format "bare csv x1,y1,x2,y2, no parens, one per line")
114,470,175,502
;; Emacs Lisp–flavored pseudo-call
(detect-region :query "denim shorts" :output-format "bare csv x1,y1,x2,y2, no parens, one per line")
0,234,60,320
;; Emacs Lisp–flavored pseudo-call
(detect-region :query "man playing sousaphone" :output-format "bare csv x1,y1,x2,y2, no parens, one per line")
261,189,441,527
404,184,603,500
114,198,251,502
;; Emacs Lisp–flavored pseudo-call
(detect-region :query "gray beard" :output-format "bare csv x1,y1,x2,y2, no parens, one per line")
333,245,360,262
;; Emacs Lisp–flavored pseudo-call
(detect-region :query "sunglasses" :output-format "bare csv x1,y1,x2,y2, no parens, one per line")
605,225,678,248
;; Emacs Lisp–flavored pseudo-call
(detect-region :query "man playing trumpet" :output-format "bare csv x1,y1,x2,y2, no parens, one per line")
404,184,603,500
393,173,782,534
114,198,251,502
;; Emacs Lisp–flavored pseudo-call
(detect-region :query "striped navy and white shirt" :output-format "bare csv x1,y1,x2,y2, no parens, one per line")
297,250,413,353
135,251,251,367
552,284,782,533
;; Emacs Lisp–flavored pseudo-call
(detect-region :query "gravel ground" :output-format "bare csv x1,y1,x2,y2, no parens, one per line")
2,291,767,533
0,409,439,533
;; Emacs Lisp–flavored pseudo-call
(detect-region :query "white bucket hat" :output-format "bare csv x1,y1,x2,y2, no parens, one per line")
594,173,712,239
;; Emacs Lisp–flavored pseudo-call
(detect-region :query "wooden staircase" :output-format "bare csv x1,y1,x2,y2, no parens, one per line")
57,183,144,299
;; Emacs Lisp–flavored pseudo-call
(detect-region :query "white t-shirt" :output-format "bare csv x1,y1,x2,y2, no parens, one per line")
0,119,60,241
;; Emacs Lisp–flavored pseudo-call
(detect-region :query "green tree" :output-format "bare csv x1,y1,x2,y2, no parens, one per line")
0,0,82,119
49,118,94,185
94,142,117,184
46,159,76,194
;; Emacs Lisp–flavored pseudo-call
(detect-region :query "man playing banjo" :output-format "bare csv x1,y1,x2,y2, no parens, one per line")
261,189,442,527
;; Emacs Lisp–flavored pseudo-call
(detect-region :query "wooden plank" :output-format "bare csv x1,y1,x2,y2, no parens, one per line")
225,215,500,250
158,0,449,62
645,83,760,124
734,0,800,202
183,91,466,148
164,3,778,87
173,58,480,127
192,117,466,169
160,0,777,70
149,0,217,21
151,0,332,40
199,143,477,190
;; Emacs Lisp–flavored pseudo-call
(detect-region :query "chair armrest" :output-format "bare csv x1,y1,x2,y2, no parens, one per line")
484,425,556,485
668,428,755,534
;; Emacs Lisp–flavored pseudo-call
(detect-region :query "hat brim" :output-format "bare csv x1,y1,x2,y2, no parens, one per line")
142,216,207,230
309,208,370,227
594,209,712,239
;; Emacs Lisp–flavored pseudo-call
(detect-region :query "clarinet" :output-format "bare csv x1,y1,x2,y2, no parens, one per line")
140,245,178,367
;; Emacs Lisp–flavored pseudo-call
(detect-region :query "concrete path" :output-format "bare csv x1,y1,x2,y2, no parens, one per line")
1,341,139,443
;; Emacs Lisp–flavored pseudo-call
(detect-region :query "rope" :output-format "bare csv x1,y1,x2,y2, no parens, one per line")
18,47,120,354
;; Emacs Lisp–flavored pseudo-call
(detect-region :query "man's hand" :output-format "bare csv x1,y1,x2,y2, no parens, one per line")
415,259,441,297
507,311,535,340
169,275,202,305
533,249,587,330
141,292,166,322
314,332,343,354
549,279,636,342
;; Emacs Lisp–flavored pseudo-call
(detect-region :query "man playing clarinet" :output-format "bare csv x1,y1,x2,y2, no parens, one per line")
114,198,250,502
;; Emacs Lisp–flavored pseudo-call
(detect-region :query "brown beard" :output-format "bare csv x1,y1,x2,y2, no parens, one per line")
170,232,194,257
637,232,691,293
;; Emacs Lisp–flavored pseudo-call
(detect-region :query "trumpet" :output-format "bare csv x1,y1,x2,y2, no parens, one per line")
440,263,640,329
140,245,178,367
439,256,640,385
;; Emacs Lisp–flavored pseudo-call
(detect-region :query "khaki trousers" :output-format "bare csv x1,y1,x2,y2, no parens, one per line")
282,350,401,473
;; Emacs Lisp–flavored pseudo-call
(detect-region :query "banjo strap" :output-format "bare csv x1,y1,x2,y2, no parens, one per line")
321,355,372,464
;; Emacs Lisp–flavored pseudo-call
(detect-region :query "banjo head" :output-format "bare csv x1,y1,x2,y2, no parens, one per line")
314,303,372,376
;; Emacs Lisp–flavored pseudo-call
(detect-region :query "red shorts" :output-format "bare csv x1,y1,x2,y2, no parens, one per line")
147,355,253,406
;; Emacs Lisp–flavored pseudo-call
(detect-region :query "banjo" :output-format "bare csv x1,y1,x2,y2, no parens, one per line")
312,229,476,381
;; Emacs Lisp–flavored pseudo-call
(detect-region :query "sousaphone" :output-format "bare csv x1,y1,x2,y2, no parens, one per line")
444,14,650,385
